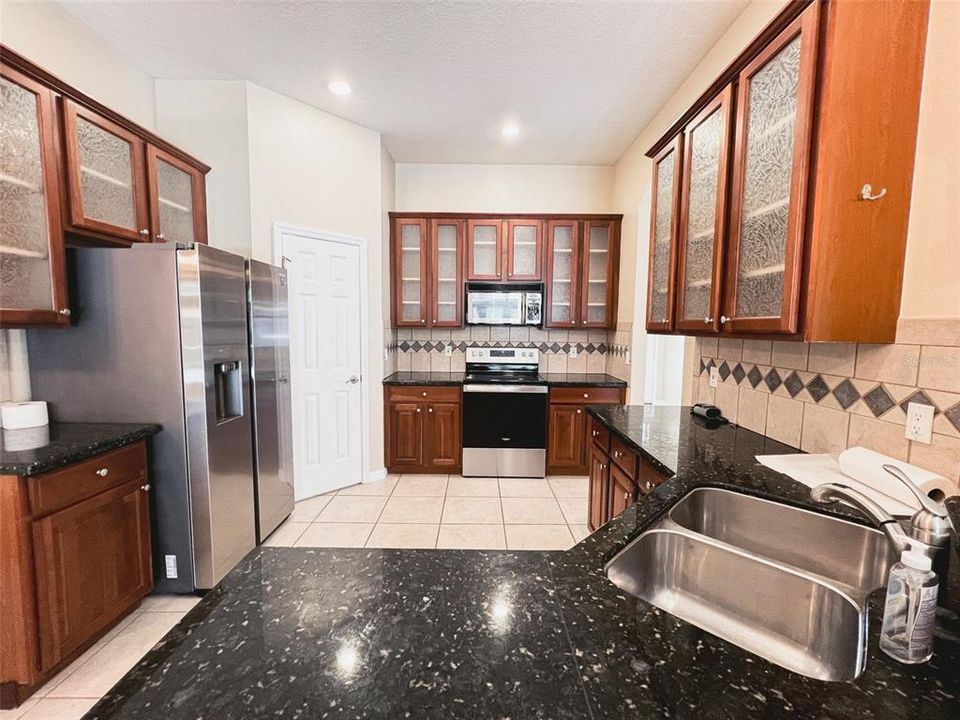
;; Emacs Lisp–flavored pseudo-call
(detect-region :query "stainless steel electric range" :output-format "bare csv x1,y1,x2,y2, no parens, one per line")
461,346,547,478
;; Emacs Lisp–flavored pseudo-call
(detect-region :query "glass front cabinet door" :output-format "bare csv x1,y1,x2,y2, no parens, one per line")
646,137,683,332
580,220,618,328
466,219,502,280
393,218,429,327
147,145,207,244
545,219,580,328
723,4,819,334
0,63,69,326
62,100,150,244
430,219,464,327
505,218,543,281
674,85,733,334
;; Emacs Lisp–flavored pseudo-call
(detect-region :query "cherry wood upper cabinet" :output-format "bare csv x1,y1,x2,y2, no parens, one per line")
504,218,543,280
62,100,150,244
723,4,819,335
545,219,580,328
580,219,620,328
430,218,464,327
675,85,734,335
0,62,69,328
645,137,683,332
146,145,207,245
392,217,429,327
466,218,503,280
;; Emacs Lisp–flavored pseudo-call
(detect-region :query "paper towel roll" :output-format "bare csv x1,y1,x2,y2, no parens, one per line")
2,425,50,451
0,401,48,430
837,447,958,506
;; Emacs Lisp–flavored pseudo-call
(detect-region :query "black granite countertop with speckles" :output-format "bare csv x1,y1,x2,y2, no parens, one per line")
383,371,626,387
83,406,959,719
0,422,160,476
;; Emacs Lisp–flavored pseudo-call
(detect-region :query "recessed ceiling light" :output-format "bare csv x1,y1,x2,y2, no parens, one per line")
501,124,520,138
328,80,351,96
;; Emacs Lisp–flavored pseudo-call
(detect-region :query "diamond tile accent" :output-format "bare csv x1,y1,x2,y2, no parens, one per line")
718,361,731,381
944,403,960,433
899,390,939,416
585,343,596,353
764,368,782,393
832,378,860,410
457,342,468,351
411,341,423,352
561,343,571,352
538,343,549,352
806,375,829,402
783,371,804,397
400,341,411,352
732,363,746,384
747,365,762,388
597,343,608,354
549,343,561,353
699,359,706,375
863,385,896,417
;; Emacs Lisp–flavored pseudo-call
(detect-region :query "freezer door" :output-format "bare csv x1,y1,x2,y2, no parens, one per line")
179,244,256,589
247,259,295,543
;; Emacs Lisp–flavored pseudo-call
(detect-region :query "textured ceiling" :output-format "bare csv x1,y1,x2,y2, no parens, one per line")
59,0,750,164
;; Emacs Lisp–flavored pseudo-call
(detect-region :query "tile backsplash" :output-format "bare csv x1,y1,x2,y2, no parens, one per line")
692,334,960,484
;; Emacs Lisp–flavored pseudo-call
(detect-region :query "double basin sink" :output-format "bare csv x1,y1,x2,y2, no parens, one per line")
605,487,897,681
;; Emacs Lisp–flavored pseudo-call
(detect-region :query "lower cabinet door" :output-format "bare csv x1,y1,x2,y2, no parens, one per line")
547,404,586,473
425,402,461,469
31,478,152,671
387,401,424,468
588,445,609,531
609,464,637,520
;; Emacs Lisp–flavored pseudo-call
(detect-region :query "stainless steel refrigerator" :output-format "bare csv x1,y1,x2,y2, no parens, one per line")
28,243,256,592
246,259,294,543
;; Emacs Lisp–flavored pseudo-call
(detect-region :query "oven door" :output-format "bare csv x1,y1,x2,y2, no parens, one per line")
466,291,524,325
462,384,547,477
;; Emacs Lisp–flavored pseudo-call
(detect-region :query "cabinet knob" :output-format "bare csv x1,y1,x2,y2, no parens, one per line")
576,408,582,415
859,183,887,201
95,468,108,477
581,321,586,325
624,491,629,501
720,315,729,325
157,233,165,240
592,430,597,437
139,229,150,236
614,450,621,458
422,391,428,397
428,406,433,413
704,316,713,324
59,308,71,316
420,319,426,324
416,407,422,413
141,484,151,492
583,392,589,398
571,321,575,325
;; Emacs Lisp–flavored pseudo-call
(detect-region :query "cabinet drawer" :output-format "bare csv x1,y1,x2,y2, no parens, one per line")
550,386,624,405
610,436,638,479
589,417,610,452
28,442,147,517
386,385,461,403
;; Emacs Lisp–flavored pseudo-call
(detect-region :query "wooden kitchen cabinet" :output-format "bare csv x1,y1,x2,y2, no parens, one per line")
504,218,543,280
0,441,153,708
643,0,930,343
466,218,503,280
430,218,464,327
544,219,580,327
609,464,637,520
392,217,430,327
146,145,207,245
579,220,620,328
645,137,683,333
385,386,462,473
588,443,609,532
0,61,70,328
546,386,625,475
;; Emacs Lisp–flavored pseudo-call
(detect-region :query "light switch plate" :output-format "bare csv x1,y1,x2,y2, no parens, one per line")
569,346,578,359
709,366,719,388
444,344,452,357
904,402,934,443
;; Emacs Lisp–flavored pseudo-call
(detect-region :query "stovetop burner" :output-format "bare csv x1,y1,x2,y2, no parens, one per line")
462,372,544,385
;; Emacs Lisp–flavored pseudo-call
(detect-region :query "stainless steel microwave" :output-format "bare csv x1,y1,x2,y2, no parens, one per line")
465,283,543,326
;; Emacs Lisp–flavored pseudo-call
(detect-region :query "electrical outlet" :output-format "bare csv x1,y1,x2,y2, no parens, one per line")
164,555,178,579
569,346,578,359
625,350,631,366
709,366,719,388
444,344,452,357
905,402,934,443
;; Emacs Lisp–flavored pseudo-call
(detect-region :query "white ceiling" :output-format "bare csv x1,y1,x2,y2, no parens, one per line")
59,0,750,165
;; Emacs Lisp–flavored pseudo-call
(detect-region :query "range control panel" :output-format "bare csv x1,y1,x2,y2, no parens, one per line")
466,346,540,364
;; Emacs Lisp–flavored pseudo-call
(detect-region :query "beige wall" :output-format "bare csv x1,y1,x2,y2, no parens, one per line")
395,163,613,213
0,0,156,129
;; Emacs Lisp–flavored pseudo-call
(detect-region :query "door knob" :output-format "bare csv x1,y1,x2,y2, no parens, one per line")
347,375,360,384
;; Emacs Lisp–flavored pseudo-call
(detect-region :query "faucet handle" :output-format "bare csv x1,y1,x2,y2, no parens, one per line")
882,464,947,517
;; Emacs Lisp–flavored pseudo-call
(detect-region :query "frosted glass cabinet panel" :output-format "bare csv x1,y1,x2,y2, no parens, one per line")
581,221,617,327
147,145,207,245
0,63,68,326
431,219,463,326
725,7,817,334
63,100,149,243
394,218,428,326
675,85,733,334
505,219,542,280
545,220,579,327
466,219,502,280
645,137,683,332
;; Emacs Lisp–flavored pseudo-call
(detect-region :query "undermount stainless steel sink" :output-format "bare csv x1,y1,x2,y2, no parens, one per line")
605,488,898,682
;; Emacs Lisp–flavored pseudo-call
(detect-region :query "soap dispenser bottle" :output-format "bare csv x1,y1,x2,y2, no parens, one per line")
879,547,938,664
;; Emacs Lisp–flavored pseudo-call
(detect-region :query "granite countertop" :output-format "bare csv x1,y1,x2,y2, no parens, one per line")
0,422,160,476
383,371,627,387
83,407,959,719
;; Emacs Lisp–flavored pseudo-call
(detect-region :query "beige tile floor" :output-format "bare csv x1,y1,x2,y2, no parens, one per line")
265,474,591,551
0,595,201,720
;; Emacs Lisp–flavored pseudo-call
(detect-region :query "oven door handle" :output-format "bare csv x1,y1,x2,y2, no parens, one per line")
462,384,548,394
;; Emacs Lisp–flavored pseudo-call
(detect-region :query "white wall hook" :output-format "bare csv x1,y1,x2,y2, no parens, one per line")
859,183,887,201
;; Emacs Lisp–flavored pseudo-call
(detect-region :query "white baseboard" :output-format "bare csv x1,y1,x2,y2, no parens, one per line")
366,467,388,483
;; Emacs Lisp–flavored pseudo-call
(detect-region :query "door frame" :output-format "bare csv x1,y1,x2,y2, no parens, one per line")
272,222,373,495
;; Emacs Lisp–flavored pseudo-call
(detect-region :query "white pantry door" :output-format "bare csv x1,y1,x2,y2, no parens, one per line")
280,230,363,499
